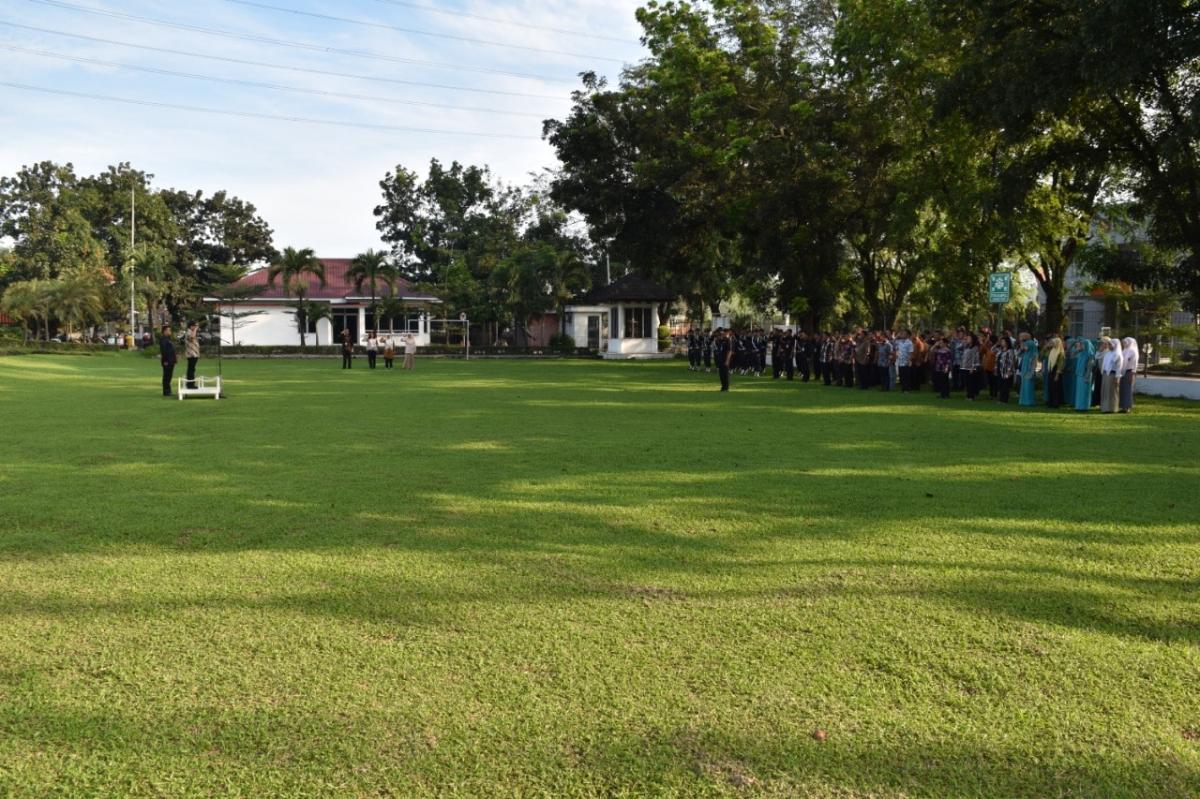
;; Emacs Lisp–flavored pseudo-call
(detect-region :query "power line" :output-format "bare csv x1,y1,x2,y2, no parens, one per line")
361,0,635,44
23,0,579,84
0,80,543,139
0,44,551,118
0,21,568,100
223,0,623,63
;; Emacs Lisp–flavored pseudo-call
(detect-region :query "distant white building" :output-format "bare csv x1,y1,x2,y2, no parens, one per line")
207,258,442,347
563,274,676,359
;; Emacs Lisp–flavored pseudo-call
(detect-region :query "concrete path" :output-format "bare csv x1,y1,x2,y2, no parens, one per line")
1138,375,1200,400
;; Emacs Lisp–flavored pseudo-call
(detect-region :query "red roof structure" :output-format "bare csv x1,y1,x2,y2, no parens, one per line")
225,258,440,303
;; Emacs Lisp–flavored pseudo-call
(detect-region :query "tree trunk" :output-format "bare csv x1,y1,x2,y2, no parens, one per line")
1041,278,1065,335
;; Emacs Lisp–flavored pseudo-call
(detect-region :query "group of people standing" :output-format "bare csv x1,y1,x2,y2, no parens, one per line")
688,326,1142,413
340,330,416,371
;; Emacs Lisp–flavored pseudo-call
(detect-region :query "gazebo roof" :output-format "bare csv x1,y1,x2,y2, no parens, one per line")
578,273,676,304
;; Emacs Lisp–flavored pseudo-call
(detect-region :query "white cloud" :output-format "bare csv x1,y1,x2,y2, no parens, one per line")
0,0,646,256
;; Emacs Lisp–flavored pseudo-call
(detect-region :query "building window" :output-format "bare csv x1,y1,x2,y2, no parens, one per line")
623,306,653,339
1068,306,1084,339
333,309,359,341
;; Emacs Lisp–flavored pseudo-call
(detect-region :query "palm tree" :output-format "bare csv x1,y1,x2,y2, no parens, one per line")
544,249,592,337
267,247,325,347
1,280,46,343
346,250,397,334
54,269,108,338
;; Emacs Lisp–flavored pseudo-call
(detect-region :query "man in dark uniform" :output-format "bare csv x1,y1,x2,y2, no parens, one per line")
715,328,732,391
782,330,796,380
756,331,768,376
340,328,353,369
796,331,812,382
734,331,747,375
770,330,782,379
159,324,177,397
702,330,713,372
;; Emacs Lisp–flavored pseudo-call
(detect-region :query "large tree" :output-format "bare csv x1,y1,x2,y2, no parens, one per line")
938,0,1200,314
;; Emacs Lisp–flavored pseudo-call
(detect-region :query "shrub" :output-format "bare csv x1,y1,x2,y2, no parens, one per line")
548,333,576,347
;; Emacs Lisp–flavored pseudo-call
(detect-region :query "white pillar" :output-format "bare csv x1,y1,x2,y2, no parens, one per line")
358,306,367,340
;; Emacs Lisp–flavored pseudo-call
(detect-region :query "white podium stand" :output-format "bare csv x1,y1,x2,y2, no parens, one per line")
178,375,222,400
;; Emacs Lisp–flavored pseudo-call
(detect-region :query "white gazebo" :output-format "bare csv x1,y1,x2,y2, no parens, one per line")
565,274,677,359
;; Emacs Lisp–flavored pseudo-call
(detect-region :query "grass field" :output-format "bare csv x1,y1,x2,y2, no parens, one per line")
1,353,1198,798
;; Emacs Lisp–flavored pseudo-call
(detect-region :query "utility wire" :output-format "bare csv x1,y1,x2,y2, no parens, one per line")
0,21,567,100
0,80,542,138
0,43,551,118
23,0,578,83
361,0,635,44
222,0,623,63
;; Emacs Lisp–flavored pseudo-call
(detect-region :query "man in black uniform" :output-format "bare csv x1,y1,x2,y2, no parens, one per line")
770,330,782,379
686,330,698,371
715,328,731,391
159,324,177,397
702,330,713,372
781,330,795,380
796,331,812,382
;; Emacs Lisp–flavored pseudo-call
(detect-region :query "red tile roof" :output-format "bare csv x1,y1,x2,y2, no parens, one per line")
228,258,440,302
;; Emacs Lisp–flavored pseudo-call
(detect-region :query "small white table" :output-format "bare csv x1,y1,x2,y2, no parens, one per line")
178,375,222,400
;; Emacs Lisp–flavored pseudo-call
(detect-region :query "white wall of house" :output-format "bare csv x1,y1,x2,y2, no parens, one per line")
219,304,433,347
564,304,609,351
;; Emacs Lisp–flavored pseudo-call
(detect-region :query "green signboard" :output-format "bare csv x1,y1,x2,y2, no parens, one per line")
988,272,1011,304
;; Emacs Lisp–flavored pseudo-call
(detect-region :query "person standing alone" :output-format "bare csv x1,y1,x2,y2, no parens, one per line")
340,329,353,369
184,321,200,389
403,333,417,370
160,324,177,397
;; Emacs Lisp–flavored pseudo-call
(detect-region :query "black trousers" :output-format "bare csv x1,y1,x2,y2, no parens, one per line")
899,365,912,392
772,352,782,378
703,350,711,368
1048,373,1064,407
718,364,730,391
368,350,377,368
934,371,950,398
186,357,198,389
342,351,352,369
162,362,175,396
798,357,810,382
965,370,980,399
998,376,1012,403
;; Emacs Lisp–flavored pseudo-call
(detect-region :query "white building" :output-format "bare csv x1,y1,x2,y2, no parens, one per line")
207,258,442,347
563,274,676,359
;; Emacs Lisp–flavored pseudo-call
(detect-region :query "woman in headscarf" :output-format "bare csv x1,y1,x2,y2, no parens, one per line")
1044,336,1066,408
1100,336,1124,413
1091,337,1105,407
1063,336,1077,408
1119,337,1139,413
1018,334,1039,407
1072,338,1096,412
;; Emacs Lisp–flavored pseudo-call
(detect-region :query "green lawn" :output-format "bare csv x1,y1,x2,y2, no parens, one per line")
1,354,1198,798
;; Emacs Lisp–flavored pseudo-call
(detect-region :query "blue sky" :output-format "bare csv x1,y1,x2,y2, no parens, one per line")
0,0,646,254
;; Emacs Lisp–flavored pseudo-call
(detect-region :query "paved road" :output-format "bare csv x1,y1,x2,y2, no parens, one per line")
1139,375,1200,400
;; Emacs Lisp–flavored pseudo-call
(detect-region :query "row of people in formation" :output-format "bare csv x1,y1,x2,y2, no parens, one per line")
686,327,1140,413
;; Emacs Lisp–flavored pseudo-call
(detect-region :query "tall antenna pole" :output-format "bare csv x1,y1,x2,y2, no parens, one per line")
128,187,137,334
